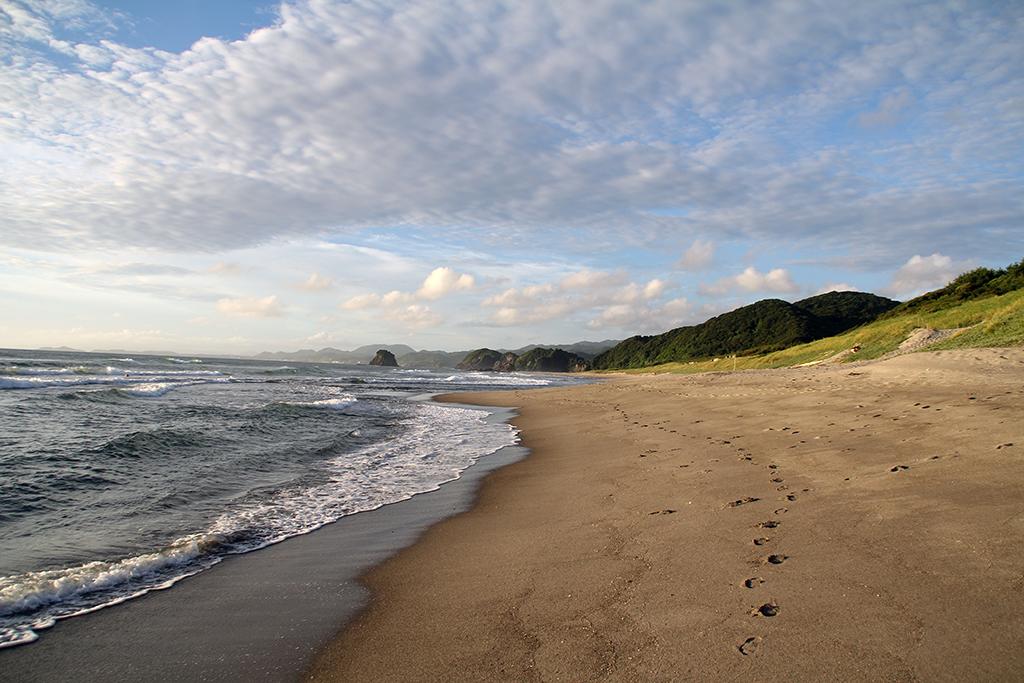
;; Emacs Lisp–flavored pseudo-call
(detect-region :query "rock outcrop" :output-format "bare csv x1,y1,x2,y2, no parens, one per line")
456,348,504,371
369,349,399,367
493,352,519,372
515,347,591,372
456,347,591,372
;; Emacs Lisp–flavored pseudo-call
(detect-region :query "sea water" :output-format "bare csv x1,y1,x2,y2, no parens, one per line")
0,349,579,648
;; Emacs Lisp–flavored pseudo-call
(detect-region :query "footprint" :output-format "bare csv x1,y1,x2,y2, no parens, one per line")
757,520,781,529
767,554,787,565
770,477,783,483
753,602,780,617
753,537,769,546
768,464,779,470
774,507,788,515
996,443,1014,450
785,494,797,501
738,636,762,655
649,509,677,515
743,577,765,588
728,497,760,507
890,465,910,472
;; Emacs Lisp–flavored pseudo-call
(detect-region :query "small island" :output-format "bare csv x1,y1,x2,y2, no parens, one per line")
368,349,399,367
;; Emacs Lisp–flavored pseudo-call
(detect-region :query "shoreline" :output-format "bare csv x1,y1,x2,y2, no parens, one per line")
0,402,528,682
309,348,1024,681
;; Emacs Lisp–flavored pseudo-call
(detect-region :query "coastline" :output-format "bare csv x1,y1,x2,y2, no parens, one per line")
309,348,1024,681
0,403,528,682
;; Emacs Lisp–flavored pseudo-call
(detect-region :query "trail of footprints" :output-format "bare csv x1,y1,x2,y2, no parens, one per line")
733,448,805,657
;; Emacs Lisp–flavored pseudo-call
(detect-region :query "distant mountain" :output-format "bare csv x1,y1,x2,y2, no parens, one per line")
254,344,415,364
93,348,183,356
253,340,618,369
594,291,898,370
37,346,82,352
507,339,620,360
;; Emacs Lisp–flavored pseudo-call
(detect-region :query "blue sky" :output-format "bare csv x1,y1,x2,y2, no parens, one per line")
1,0,1022,353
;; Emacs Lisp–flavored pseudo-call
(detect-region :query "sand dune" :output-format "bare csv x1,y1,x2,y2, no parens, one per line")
310,348,1024,681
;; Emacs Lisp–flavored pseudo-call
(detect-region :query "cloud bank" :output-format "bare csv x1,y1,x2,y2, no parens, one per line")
1,0,1021,266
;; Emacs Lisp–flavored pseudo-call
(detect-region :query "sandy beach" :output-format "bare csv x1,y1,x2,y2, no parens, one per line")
310,347,1024,681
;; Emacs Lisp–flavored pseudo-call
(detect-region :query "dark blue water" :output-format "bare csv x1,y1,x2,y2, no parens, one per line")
0,349,578,648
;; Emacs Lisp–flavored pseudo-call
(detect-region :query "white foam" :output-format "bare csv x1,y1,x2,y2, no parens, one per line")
1,376,132,390
280,395,357,410
363,372,552,386
0,534,213,618
166,358,203,364
0,375,229,391
117,382,188,397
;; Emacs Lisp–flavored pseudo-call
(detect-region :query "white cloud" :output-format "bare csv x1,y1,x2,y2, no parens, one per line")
299,272,334,291
816,282,859,294
382,290,415,306
341,293,381,310
416,267,475,300
677,239,715,270
5,0,1018,262
587,297,695,332
701,266,798,296
560,270,628,290
643,279,666,299
482,283,556,307
482,269,678,329
886,253,960,298
216,295,284,318
391,304,441,328
492,302,573,326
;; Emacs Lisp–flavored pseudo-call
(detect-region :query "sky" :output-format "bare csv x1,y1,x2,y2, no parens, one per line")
1,0,1022,354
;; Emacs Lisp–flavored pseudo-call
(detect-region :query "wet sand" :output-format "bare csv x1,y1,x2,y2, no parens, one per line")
310,348,1024,681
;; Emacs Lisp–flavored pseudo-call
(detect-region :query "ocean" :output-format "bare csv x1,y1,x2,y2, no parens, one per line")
0,348,581,649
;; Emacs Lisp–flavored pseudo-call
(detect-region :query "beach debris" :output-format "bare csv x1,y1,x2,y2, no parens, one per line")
738,636,762,655
649,509,677,515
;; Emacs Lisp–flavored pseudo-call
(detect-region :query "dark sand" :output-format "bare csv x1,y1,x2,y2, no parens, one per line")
0,407,525,682
311,349,1024,681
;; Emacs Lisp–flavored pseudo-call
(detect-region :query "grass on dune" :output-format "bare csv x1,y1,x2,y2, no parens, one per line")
610,288,1024,375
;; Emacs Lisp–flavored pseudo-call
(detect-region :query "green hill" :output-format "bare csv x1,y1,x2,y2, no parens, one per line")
594,291,897,370
883,259,1024,317
515,348,591,372
456,348,504,371
796,291,900,337
603,258,1024,375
